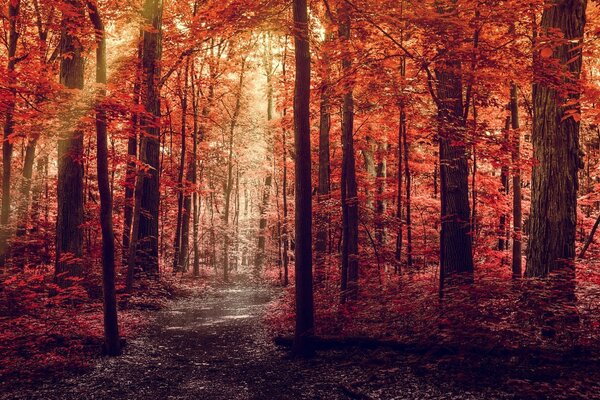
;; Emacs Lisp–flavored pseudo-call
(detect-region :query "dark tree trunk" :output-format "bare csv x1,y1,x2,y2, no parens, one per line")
402,110,413,269
579,214,600,259
87,0,120,356
56,1,85,286
510,84,522,278
436,60,474,287
0,0,20,268
122,33,142,263
395,107,404,270
499,115,510,252
292,0,314,357
173,63,189,273
135,0,163,275
526,0,587,278
339,3,359,303
316,31,332,256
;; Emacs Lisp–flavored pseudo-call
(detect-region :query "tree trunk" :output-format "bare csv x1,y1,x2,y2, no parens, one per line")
123,33,143,263
402,111,413,269
395,106,404,270
56,1,85,286
436,60,474,287
0,0,20,269
135,0,163,275
87,0,120,356
316,31,332,256
339,3,359,303
526,0,587,278
510,83,522,278
292,0,314,357
173,62,189,273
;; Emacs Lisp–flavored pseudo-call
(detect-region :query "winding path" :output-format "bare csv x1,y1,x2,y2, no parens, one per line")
5,284,507,400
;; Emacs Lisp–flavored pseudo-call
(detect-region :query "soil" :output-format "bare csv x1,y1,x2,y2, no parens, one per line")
2,283,590,399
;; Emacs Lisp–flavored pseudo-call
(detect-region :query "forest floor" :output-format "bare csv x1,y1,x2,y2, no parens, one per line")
1,281,596,400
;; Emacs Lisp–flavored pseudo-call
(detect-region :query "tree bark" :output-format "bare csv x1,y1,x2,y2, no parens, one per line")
316,30,332,256
87,0,120,356
123,33,143,263
55,0,85,286
292,0,314,357
339,3,359,303
526,0,587,278
0,0,20,268
135,0,163,275
510,83,522,278
436,63,474,286
173,62,189,273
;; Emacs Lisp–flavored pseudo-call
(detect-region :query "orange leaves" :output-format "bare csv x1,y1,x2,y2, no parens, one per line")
540,46,553,59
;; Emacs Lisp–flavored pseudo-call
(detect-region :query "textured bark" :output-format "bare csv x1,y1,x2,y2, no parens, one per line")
316,30,332,256
173,63,189,273
55,1,85,286
499,115,510,252
87,0,120,356
136,0,163,275
436,61,474,285
395,107,404,268
402,112,413,268
122,33,143,262
526,0,587,278
0,0,20,268
339,3,359,303
292,0,314,356
510,84,522,278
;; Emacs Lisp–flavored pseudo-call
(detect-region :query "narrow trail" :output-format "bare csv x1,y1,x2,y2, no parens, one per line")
5,284,507,400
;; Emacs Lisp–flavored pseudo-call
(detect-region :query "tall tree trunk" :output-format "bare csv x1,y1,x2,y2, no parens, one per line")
122,33,143,263
292,0,314,357
526,0,587,278
499,115,510,252
395,106,404,270
56,1,85,286
223,59,246,282
375,142,387,246
135,0,163,275
255,39,275,277
281,44,290,287
173,63,189,273
510,84,522,278
316,31,332,257
436,62,474,287
87,0,120,356
0,0,20,269
340,4,359,303
402,111,413,269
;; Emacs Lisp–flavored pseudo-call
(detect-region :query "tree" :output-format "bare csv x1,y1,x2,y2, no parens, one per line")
0,0,21,269
56,0,85,286
87,0,120,356
292,0,314,357
526,0,587,278
435,1,474,288
339,1,359,303
135,0,163,276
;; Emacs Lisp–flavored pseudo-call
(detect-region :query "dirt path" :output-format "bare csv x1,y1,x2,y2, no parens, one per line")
4,284,509,400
